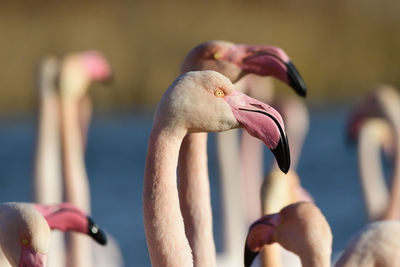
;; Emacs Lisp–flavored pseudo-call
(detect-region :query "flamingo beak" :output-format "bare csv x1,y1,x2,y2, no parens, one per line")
286,61,307,97
19,247,47,267
34,203,108,246
225,91,290,173
223,44,307,97
244,214,279,267
87,217,108,245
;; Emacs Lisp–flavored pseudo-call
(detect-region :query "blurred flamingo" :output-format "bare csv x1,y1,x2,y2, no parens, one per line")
245,201,332,267
245,201,400,267
334,220,400,266
0,202,107,267
347,85,400,221
178,40,307,266
58,51,125,267
33,51,122,267
143,70,290,266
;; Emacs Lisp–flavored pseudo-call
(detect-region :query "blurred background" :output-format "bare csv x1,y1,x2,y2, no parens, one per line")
1,0,400,114
1,0,400,265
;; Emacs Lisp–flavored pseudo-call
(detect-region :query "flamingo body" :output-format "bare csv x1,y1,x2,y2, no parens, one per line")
143,70,290,267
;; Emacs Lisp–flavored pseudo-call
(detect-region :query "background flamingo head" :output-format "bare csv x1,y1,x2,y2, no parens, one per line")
0,203,50,267
181,40,306,97
347,85,400,157
81,50,112,82
245,202,332,267
59,50,112,100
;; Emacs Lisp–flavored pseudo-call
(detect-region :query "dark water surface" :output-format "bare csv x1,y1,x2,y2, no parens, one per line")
0,106,368,265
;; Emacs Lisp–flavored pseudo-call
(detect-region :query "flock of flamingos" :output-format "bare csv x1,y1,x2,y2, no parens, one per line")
0,40,399,267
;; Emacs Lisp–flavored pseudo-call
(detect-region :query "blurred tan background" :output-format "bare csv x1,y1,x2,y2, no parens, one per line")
1,0,400,114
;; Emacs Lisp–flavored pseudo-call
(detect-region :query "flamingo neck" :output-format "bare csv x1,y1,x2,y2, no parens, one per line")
358,125,389,221
177,132,216,266
378,99,400,220
60,99,90,213
60,97,92,267
385,128,400,219
144,126,193,267
261,245,283,267
34,83,63,204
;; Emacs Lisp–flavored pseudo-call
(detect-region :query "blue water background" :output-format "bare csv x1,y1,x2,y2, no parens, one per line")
0,105,372,265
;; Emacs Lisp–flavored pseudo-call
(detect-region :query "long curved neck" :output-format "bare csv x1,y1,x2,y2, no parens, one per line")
358,124,389,221
144,126,193,267
60,95,91,267
33,68,63,204
384,128,400,220
60,98,90,213
178,133,216,266
377,95,400,220
34,59,66,267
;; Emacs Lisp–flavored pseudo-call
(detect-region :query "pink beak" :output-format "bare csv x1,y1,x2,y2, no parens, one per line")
34,203,107,245
224,91,290,173
244,213,280,267
222,44,307,97
19,246,47,267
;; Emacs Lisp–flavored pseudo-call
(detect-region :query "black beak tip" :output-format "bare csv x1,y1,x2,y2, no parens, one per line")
286,61,307,98
87,217,108,245
244,244,259,267
271,135,291,174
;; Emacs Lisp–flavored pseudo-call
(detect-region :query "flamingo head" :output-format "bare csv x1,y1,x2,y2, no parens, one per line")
0,203,50,267
181,40,306,97
37,56,61,95
80,50,112,83
154,70,290,173
59,50,112,100
347,84,400,145
244,202,332,267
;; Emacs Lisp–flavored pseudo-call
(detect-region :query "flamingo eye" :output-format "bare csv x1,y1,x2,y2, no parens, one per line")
214,52,221,59
21,239,29,246
214,89,225,97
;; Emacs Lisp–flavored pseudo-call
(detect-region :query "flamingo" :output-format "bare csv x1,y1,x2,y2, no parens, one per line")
0,202,106,267
334,220,400,266
143,70,290,266
347,85,400,221
245,201,400,267
32,51,123,267
178,40,307,266
58,51,123,267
